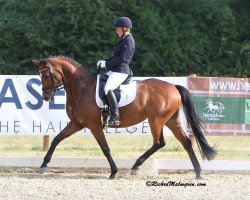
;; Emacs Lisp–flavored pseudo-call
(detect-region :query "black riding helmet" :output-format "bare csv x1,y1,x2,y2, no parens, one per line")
114,17,132,29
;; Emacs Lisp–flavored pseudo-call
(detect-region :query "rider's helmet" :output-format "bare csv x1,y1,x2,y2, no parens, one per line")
114,17,132,29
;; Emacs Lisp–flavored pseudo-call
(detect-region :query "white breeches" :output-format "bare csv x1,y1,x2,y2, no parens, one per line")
104,71,128,95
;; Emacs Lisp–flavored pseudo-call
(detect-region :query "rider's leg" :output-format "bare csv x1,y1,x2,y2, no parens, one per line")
106,90,120,125
104,71,128,125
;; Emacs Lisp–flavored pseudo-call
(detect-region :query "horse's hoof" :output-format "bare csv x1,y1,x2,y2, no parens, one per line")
130,165,139,175
39,167,47,174
196,175,203,180
130,169,138,175
109,173,116,180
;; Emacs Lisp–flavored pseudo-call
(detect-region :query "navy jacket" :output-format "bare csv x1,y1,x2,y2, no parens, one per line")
105,34,135,75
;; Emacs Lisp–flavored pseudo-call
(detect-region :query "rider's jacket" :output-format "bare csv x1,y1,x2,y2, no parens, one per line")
105,34,135,76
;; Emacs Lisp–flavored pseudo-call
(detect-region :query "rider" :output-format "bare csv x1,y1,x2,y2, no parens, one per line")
97,17,135,125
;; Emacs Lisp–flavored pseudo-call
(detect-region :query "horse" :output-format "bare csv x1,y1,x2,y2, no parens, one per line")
32,56,217,179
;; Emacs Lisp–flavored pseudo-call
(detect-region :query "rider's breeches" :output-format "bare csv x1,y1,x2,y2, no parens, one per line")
104,71,128,95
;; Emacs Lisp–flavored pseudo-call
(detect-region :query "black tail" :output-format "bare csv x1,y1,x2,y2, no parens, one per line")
175,85,217,160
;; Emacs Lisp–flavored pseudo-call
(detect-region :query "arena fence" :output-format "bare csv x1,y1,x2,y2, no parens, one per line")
0,75,249,136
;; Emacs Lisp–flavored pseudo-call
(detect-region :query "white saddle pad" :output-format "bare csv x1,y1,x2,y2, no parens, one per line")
95,75,137,108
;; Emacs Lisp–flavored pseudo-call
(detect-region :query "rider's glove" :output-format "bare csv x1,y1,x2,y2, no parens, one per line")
97,60,106,68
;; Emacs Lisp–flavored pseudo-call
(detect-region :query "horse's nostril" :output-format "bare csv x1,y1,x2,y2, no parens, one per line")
42,93,49,101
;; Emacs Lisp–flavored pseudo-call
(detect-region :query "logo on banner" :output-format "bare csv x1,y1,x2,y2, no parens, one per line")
203,99,225,121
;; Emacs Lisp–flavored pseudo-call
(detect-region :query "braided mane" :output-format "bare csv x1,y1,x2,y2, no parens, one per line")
49,55,82,68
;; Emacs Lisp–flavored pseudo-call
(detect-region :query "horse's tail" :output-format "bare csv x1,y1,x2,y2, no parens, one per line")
175,85,217,161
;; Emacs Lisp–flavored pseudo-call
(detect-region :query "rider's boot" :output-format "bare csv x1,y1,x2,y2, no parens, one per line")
106,90,120,125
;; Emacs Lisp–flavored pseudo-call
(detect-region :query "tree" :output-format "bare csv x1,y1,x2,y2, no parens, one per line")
0,0,249,77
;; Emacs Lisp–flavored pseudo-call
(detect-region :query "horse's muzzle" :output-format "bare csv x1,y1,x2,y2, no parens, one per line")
42,93,50,101
42,92,54,102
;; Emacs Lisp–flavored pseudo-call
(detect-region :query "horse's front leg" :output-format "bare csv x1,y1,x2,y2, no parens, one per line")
91,127,118,179
40,121,83,173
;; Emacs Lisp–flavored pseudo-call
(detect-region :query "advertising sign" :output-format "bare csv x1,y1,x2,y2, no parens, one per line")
0,75,187,136
193,96,245,124
188,77,250,136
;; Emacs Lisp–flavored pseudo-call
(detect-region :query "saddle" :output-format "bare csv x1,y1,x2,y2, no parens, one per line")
98,74,132,105
96,74,136,128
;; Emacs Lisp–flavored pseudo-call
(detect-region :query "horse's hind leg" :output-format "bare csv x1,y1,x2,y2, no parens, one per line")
166,112,202,179
40,121,83,173
131,119,166,174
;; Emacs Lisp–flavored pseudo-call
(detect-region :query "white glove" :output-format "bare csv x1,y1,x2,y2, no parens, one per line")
97,60,106,68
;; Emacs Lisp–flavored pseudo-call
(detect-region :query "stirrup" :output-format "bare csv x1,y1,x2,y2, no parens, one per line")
108,117,120,125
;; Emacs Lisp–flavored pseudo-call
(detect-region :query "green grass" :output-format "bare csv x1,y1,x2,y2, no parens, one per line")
0,135,249,160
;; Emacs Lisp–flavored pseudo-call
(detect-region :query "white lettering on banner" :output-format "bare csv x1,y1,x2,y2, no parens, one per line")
210,79,250,92
0,75,187,135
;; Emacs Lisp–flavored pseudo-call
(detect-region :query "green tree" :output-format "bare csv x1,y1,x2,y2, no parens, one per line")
0,0,249,77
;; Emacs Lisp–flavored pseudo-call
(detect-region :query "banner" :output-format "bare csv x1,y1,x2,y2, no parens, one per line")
193,97,245,124
188,77,250,136
0,75,187,136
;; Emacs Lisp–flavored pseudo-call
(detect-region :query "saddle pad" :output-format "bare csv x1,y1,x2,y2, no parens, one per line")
95,75,137,108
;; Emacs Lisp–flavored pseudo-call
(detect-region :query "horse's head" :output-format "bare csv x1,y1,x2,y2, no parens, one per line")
32,59,64,102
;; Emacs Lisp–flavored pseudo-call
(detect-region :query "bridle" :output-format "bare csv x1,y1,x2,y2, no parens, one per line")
39,59,64,101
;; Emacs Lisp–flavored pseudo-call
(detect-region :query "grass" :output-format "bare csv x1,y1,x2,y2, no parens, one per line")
0,135,249,160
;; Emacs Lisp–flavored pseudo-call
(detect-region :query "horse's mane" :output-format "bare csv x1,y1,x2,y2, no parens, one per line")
48,55,97,75
49,55,82,68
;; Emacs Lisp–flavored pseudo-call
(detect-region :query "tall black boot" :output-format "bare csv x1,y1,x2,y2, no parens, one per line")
106,90,120,125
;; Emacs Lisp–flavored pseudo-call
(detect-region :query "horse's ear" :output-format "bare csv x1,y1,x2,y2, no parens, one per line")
32,60,42,65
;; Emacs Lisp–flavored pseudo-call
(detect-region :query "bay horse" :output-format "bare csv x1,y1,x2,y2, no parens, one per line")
32,56,217,179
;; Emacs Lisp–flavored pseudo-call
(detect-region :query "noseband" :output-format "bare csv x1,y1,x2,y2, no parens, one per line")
39,60,64,101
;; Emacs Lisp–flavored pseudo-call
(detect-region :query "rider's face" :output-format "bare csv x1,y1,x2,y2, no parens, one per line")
115,27,123,37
